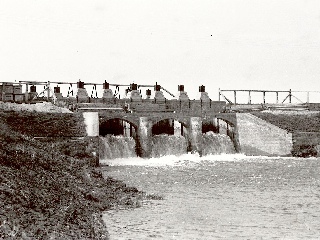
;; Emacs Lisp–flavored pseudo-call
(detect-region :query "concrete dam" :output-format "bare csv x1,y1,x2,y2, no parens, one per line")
0,80,297,158
71,82,293,158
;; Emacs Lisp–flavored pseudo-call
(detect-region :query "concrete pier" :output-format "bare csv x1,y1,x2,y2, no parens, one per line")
83,112,99,137
188,117,203,155
137,117,152,158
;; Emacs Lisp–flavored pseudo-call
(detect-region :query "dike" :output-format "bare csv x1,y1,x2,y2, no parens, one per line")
0,105,143,239
251,111,320,157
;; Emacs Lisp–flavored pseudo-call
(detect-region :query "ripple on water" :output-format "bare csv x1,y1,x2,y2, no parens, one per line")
103,156,320,239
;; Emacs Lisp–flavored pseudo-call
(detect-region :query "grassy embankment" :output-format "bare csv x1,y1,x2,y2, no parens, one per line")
252,111,320,157
0,111,142,239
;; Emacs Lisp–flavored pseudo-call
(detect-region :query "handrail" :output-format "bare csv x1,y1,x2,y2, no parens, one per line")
160,86,175,97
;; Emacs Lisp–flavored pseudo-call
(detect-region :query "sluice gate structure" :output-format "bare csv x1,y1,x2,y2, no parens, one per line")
2,80,318,158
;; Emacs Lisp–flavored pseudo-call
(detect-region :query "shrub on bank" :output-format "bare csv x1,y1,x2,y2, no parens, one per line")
0,111,86,137
291,144,318,158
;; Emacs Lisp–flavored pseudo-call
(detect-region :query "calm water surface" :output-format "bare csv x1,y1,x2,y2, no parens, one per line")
102,155,320,239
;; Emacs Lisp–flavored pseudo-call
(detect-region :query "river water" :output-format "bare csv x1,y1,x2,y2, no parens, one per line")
101,154,320,239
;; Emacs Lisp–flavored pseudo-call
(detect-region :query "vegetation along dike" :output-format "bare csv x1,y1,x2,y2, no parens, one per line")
0,102,153,239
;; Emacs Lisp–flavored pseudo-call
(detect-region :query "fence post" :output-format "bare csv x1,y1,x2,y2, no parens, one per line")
289,89,292,103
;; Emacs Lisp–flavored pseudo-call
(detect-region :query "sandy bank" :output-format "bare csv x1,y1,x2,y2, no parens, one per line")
0,102,72,113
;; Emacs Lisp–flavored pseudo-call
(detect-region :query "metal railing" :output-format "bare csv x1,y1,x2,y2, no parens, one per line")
219,89,320,105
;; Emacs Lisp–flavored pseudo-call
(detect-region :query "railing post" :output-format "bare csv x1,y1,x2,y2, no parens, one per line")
289,89,292,103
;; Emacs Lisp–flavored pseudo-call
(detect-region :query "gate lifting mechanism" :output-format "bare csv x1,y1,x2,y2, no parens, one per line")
67,83,74,97
29,85,51,102
113,85,120,99
91,84,98,98
13,80,176,102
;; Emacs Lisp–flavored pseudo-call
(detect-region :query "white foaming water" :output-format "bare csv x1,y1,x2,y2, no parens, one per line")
100,131,236,163
99,136,136,159
103,156,320,239
202,132,236,155
151,135,187,158
99,153,304,167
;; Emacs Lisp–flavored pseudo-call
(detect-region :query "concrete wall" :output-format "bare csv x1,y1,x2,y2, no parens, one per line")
76,99,226,116
236,113,293,156
83,112,99,137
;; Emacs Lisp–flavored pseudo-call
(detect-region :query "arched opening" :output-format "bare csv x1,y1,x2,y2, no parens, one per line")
151,118,188,157
216,118,235,141
202,119,219,134
152,118,188,136
197,117,238,155
215,118,237,153
99,117,138,159
99,118,137,137
152,119,174,135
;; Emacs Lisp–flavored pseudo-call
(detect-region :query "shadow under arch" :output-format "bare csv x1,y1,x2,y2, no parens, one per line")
99,117,138,137
151,117,189,136
149,117,190,157
216,117,239,152
99,117,144,157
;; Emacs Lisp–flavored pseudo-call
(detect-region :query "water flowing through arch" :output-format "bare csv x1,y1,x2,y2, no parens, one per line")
99,117,139,159
150,118,189,157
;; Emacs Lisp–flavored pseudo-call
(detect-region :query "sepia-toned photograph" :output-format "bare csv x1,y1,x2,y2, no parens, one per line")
1,0,320,239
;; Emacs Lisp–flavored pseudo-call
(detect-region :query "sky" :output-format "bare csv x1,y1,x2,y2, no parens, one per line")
1,0,320,102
